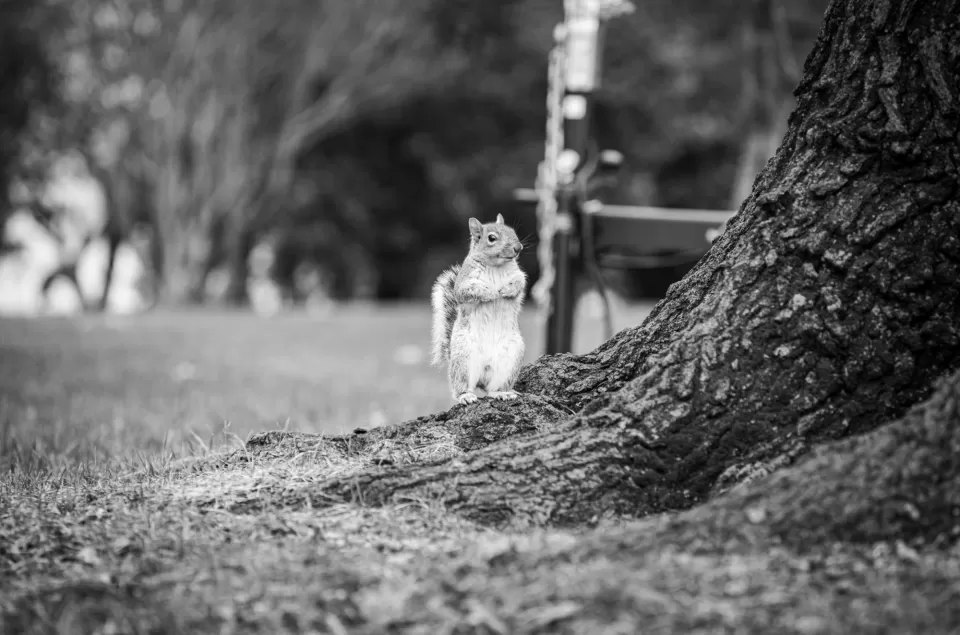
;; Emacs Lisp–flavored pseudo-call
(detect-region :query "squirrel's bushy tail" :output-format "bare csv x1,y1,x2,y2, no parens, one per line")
430,265,460,367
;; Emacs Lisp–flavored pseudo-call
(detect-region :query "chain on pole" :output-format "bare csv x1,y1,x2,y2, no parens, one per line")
531,0,635,324
530,29,566,317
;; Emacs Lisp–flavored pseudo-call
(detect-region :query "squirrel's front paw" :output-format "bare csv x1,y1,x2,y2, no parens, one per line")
488,390,519,400
457,391,479,405
500,281,523,298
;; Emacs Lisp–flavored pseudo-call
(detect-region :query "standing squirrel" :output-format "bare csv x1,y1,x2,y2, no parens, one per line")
431,214,527,405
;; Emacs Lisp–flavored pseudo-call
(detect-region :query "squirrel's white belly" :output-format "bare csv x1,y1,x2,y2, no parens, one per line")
453,300,524,392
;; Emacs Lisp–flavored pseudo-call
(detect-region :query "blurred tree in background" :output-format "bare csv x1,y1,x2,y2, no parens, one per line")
0,0,831,308
0,0,66,251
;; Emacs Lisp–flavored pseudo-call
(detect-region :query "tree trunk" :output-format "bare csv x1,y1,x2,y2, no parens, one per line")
356,369,960,633
97,232,121,312
153,251,211,306
40,263,87,312
222,223,254,307
149,212,214,306
147,88,220,307
84,154,129,314
238,0,960,530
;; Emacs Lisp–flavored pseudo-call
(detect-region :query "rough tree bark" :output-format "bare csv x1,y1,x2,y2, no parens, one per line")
242,0,960,529
361,369,960,633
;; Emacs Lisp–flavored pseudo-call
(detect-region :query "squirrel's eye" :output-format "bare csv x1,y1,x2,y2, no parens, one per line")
487,234,497,243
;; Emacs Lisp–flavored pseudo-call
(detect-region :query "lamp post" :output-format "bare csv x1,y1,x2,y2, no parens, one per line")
545,0,605,355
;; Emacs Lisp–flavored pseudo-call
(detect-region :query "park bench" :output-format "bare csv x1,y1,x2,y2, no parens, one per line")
522,0,736,354
513,185,734,354
514,187,733,270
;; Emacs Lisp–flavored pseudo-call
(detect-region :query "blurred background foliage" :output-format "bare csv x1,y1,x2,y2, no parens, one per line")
0,0,829,311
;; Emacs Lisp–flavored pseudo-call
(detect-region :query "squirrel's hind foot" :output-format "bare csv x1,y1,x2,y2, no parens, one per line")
456,391,480,405
488,390,519,401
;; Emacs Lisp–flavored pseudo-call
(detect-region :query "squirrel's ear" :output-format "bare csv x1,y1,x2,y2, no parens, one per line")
468,217,482,240
496,213,505,226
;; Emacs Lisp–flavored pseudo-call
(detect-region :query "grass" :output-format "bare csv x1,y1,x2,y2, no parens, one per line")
0,307,443,471
0,301,651,472
3,302,957,634
0,302,653,633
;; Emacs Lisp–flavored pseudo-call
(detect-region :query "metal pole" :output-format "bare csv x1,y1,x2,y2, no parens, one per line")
546,192,577,354
544,0,602,355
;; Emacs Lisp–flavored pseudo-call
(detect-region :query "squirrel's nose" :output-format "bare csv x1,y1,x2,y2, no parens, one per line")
515,243,523,253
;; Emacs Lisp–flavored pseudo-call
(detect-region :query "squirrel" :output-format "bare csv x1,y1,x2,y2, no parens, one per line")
431,214,527,405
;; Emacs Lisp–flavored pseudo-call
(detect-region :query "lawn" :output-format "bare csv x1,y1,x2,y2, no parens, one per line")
5,302,955,635
0,301,653,472
1,301,671,634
